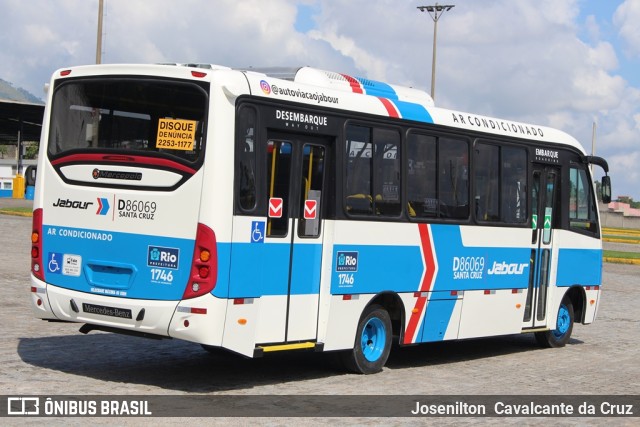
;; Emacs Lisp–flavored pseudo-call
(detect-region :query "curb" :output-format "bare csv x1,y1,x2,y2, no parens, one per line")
0,210,32,217
603,257,640,265
603,238,639,244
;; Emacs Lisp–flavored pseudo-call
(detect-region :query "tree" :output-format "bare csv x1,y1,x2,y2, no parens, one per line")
0,145,7,159
594,181,602,202
24,143,39,159
618,195,632,204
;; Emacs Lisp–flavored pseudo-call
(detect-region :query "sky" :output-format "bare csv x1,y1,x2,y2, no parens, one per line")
0,0,639,199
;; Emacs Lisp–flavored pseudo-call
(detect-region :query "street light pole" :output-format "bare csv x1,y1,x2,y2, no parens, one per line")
417,3,455,101
96,0,104,64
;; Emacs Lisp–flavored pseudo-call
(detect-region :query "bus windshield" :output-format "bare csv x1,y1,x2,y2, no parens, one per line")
47,77,209,164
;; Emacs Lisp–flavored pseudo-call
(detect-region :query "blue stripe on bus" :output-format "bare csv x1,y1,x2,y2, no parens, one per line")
42,225,194,300
394,100,434,123
556,248,602,286
354,77,434,123
331,226,531,295
358,79,397,99
220,242,323,298
430,225,531,291
290,243,323,294
331,245,424,294
217,227,595,309
418,298,458,343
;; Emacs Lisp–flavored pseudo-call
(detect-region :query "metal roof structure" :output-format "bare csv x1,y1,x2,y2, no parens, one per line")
0,99,45,144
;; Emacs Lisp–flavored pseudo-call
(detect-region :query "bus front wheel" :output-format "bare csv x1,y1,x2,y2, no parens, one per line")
535,298,574,348
341,304,392,374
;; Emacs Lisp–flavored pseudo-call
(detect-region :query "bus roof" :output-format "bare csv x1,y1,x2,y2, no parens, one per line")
50,63,586,153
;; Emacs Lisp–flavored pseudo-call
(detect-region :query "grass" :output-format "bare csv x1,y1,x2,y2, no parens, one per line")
0,207,33,216
603,250,640,260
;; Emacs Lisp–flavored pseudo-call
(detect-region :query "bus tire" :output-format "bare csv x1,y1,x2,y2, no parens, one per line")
341,304,392,374
535,298,574,348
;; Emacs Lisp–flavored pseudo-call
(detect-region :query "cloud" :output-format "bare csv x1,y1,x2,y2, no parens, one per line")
308,24,390,80
614,0,640,58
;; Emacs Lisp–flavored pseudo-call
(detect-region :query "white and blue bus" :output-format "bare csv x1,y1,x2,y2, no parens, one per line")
30,64,611,374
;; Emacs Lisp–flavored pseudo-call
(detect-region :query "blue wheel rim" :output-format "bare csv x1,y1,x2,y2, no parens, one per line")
361,317,386,362
552,303,570,339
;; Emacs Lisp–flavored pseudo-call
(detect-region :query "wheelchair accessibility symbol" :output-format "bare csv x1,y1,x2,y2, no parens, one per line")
251,221,265,243
48,252,63,274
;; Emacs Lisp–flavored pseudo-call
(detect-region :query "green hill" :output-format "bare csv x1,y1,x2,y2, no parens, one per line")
0,78,43,104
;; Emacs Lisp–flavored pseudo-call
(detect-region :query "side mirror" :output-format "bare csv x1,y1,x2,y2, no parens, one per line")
601,175,611,204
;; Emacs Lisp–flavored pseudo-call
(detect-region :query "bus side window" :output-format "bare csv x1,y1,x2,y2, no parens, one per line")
345,125,373,215
439,137,469,219
344,125,401,217
236,107,257,211
473,142,527,224
569,166,598,234
501,146,527,224
407,133,437,218
373,128,401,216
474,143,499,222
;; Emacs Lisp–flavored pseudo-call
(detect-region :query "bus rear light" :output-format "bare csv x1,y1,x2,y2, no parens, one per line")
60,70,72,76
191,71,207,78
102,155,135,162
198,266,209,278
182,223,217,300
31,208,44,281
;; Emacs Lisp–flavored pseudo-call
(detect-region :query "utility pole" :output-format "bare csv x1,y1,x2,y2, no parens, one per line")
417,3,455,101
96,0,104,64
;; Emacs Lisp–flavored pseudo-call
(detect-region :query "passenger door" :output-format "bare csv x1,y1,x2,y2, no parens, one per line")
523,166,559,329
265,135,330,342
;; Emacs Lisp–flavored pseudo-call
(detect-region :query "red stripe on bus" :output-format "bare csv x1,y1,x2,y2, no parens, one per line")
340,73,364,94
404,223,436,344
51,153,196,175
377,97,400,118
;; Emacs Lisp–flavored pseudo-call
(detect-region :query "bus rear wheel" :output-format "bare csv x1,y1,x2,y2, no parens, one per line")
341,304,392,374
535,298,574,348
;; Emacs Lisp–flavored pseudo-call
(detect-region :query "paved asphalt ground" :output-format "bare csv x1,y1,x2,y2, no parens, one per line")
0,197,33,210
